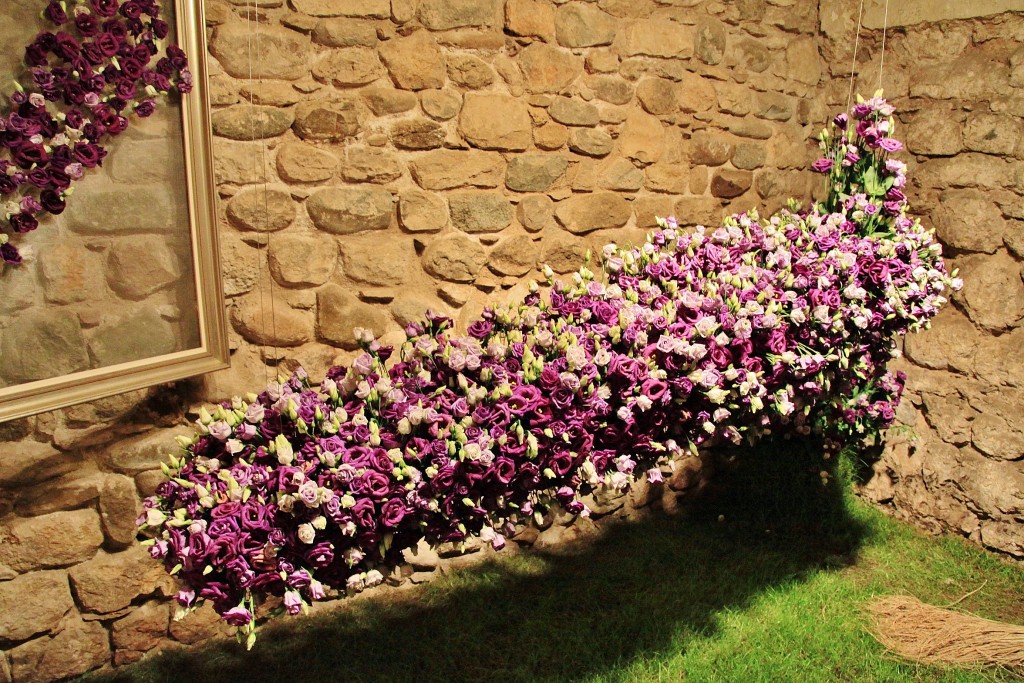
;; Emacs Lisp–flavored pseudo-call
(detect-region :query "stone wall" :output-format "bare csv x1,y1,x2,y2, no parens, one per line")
818,3,1024,558
1,1,1022,681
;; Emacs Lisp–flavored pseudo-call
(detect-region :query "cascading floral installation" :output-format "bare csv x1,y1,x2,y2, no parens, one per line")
0,0,192,266
140,94,961,648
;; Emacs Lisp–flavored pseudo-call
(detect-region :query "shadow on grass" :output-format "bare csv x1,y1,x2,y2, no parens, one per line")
102,440,870,683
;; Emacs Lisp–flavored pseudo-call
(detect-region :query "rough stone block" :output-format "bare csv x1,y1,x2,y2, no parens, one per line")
290,0,391,17
211,22,311,80
459,93,532,151
379,30,446,90
555,3,616,47
554,192,631,234
69,546,168,615
8,616,109,682
88,307,180,369
399,190,448,233
307,187,394,234
447,54,496,89
422,234,488,282
518,43,583,94
0,309,89,384
506,155,569,192
409,149,504,190
99,475,141,550
449,191,514,233
0,510,103,573
277,142,338,183
390,118,446,150
0,571,74,642
231,294,315,347
211,104,294,140
293,98,364,141
111,601,170,659
317,284,392,349
417,0,502,29
489,235,539,276
106,238,182,301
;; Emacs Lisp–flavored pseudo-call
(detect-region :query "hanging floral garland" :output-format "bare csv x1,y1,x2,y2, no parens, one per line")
0,0,191,266
140,95,961,647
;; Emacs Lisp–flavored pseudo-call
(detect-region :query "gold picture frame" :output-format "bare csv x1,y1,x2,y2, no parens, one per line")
0,1,228,422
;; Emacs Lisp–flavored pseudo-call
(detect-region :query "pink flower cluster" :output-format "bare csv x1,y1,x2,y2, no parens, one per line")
141,97,960,644
1,0,191,266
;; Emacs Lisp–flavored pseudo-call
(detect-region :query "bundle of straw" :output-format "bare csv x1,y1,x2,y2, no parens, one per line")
868,594,1024,672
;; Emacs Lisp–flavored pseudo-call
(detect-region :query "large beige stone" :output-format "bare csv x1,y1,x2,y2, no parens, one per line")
711,169,753,198
99,474,141,550
379,31,446,91
753,91,794,122
102,427,192,477
974,327,1024,387
0,441,75,488
409,149,504,190
277,142,338,183
65,185,182,234
227,185,296,232
964,114,1022,156
0,571,74,642
391,118,446,150
268,234,339,287
421,89,462,120
340,146,403,184
932,189,1005,254
785,36,820,85
955,251,1024,331
911,56,1009,101
211,22,311,80
231,293,315,347
307,187,394,234
674,196,726,227
906,113,963,156
569,128,614,157
490,235,539,276
70,545,168,614
506,154,569,192
293,97,364,141
0,509,103,573
505,0,555,39
585,75,633,105
213,139,273,186
694,16,726,65
422,235,488,282
417,0,502,29
0,310,89,384
534,121,570,151
449,191,514,233
8,616,109,682
317,284,392,349
459,93,532,151
555,3,616,47
106,238,182,300
689,131,734,166
211,104,294,140
600,157,644,192
619,109,664,165
89,307,180,367
903,304,981,372
360,86,418,115
519,43,583,94
312,18,378,47
636,78,681,115
38,242,101,305
399,190,448,233
290,0,391,17
340,236,416,285
548,97,600,126
312,48,383,87
111,601,170,663
169,602,232,644
972,412,1024,462
518,194,556,232
445,55,494,90
617,19,693,58
554,193,632,234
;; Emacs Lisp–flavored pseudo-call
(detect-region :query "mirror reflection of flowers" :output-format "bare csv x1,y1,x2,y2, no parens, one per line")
0,0,191,266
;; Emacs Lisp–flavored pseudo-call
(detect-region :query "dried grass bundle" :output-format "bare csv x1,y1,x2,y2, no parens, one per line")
868,594,1024,673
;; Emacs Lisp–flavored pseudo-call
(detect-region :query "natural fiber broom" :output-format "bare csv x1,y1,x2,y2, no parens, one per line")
867,593,1024,672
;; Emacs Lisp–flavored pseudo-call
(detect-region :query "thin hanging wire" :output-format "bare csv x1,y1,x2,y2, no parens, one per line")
253,0,280,370
244,0,274,384
846,0,865,111
878,0,890,90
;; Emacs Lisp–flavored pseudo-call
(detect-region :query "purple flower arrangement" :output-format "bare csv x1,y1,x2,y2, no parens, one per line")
0,0,191,266
140,96,961,647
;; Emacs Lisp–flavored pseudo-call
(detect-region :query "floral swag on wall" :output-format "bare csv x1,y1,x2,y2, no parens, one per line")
0,0,191,266
140,95,962,647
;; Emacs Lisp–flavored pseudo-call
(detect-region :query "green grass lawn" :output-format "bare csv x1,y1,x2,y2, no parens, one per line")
95,447,1024,683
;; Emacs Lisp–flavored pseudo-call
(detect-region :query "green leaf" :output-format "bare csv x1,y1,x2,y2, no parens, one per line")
863,167,884,197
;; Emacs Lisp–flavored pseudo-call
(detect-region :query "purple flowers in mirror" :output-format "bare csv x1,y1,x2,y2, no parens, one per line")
0,0,191,266
140,96,961,645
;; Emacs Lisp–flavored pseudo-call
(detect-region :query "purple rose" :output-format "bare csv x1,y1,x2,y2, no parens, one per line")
811,158,833,173
221,606,253,626
1,243,22,265
91,0,120,17
10,212,38,233
94,32,121,57
380,498,407,527
73,142,106,168
75,13,100,36
39,190,66,215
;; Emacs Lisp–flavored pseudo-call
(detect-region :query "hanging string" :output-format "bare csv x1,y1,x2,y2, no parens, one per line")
253,0,279,368
846,0,865,111
878,0,890,90
243,0,275,384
